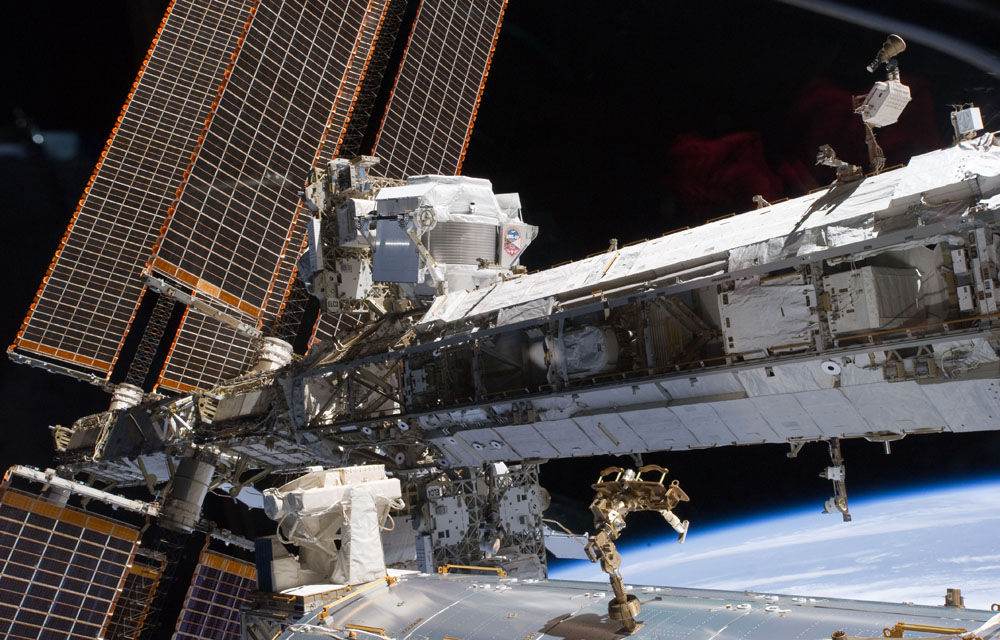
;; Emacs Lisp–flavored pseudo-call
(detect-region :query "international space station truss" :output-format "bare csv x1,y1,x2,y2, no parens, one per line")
5,0,510,637
5,2,1000,638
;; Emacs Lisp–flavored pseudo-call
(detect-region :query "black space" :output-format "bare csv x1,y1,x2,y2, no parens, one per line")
1,0,999,550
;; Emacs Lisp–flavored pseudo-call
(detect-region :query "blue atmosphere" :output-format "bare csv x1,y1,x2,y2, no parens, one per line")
550,478,1000,610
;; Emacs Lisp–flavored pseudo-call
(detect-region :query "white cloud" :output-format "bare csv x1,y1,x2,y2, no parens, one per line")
943,554,1000,564
554,484,1000,610
691,566,863,591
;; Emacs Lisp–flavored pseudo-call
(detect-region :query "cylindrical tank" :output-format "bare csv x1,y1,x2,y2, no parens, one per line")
43,485,73,507
251,337,294,374
108,383,144,411
159,453,216,533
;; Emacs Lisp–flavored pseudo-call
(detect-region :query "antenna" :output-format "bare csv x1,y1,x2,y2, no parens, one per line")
866,33,906,73
855,34,912,172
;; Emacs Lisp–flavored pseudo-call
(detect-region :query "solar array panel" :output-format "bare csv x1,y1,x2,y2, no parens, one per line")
371,0,507,179
12,0,254,374
151,0,377,317
324,0,391,161
310,311,365,349
0,489,140,640
105,551,166,640
263,0,390,329
15,0,510,391
172,550,256,640
156,308,257,393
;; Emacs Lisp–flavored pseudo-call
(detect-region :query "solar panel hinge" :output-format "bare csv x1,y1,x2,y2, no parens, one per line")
146,276,262,339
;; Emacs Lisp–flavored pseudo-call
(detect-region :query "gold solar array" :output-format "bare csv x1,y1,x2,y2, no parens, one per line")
0,489,140,640
13,0,508,391
152,0,389,391
171,550,257,640
371,0,507,179
12,0,254,374
104,550,167,640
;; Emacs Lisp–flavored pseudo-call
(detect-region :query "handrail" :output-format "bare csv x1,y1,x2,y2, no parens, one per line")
316,575,397,622
437,564,507,577
882,622,966,637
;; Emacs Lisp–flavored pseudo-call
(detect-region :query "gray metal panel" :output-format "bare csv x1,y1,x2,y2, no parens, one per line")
493,424,559,459
711,398,783,443
618,408,699,450
668,404,737,446
660,372,745,401
535,419,603,457
572,414,647,455
796,389,871,436
840,381,947,432
735,362,833,396
432,434,485,467
276,573,997,640
576,383,668,412
456,427,517,462
373,218,419,282
751,394,824,440
920,380,1000,432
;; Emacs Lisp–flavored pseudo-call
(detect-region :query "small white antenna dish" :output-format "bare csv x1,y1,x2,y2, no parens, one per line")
821,361,842,376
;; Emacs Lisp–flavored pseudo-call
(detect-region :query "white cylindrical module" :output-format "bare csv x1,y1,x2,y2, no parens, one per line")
108,383,144,411
251,337,294,374
43,485,73,508
159,453,216,533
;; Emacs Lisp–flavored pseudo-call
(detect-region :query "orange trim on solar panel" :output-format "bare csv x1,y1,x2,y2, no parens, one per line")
325,0,389,160
153,259,263,318
305,309,325,349
239,299,261,318
200,550,257,579
320,0,371,157
623,238,648,247
457,0,507,174
14,338,114,373
157,378,200,393
370,0,426,153
263,235,308,326
152,306,188,393
268,3,390,321
147,0,257,278
104,550,145,638
1,490,139,541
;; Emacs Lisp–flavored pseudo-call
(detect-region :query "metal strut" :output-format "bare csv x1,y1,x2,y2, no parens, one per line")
270,276,315,350
125,293,176,388
583,465,690,634
821,438,852,521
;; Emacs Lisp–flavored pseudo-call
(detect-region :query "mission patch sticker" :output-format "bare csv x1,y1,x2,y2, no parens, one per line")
504,226,522,257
